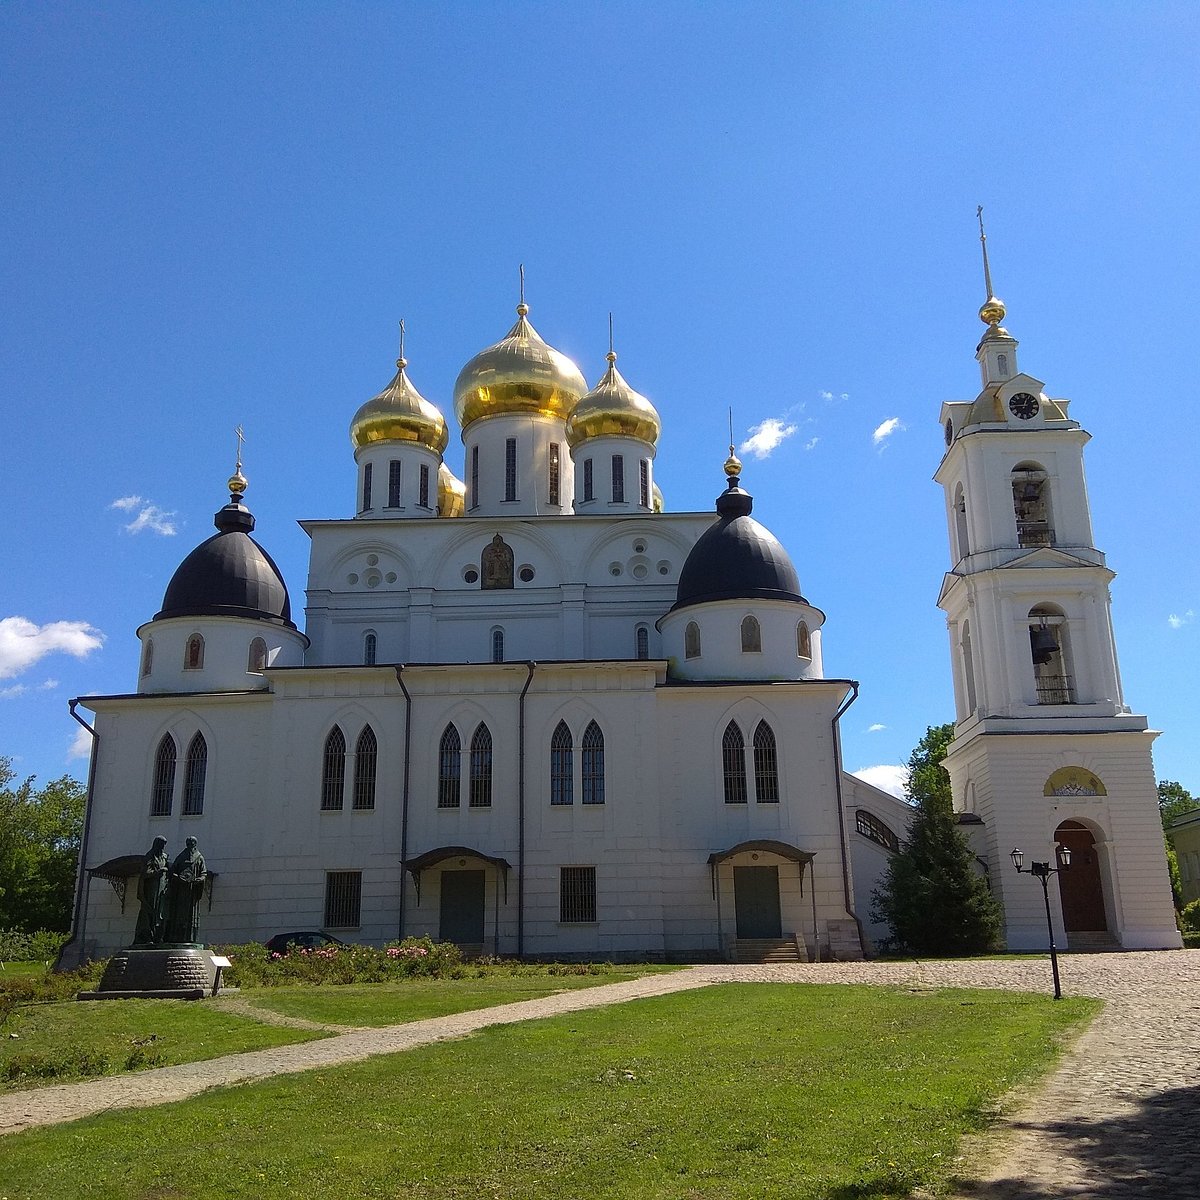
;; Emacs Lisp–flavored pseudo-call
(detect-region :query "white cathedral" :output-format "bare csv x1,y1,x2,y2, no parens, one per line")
67,250,1181,963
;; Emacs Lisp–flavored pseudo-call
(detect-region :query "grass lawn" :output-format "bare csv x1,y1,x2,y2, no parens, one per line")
0,962,50,977
236,967,679,1027
0,983,1098,1199
0,998,327,1092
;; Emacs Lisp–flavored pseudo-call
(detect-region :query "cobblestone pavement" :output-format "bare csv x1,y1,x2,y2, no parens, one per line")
1,951,1195,1199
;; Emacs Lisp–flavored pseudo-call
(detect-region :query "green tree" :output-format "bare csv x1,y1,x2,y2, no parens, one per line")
0,757,86,932
1158,780,1197,832
871,724,1004,956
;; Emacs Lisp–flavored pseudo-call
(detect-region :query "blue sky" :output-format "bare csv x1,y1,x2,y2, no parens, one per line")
2,3,1197,796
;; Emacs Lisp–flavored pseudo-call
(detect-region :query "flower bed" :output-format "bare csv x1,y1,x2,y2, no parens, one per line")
213,937,465,987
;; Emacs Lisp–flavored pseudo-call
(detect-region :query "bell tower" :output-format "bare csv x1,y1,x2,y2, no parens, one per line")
933,210,1179,951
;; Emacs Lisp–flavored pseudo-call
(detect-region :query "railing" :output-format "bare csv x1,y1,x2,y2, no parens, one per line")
1018,522,1055,547
1036,674,1076,705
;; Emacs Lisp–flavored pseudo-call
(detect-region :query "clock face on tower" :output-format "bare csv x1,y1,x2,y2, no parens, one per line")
1008,392,1039,420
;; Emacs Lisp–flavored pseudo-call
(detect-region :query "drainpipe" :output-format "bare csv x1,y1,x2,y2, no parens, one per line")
59,699,99,970
517,661,536,958
394,665,413,942
831,681,868,953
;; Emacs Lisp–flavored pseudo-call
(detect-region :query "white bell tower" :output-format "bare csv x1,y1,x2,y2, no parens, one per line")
934,210,1179,951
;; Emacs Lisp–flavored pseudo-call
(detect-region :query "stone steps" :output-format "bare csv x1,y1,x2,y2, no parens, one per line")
733,938,805,964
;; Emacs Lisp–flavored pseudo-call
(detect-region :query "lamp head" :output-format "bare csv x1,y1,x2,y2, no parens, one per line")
1010,847,1024,872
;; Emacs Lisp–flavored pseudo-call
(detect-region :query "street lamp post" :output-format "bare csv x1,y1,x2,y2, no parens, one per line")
1010,844,1072,999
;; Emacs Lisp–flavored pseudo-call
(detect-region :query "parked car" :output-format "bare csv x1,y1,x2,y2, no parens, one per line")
264,931,346,955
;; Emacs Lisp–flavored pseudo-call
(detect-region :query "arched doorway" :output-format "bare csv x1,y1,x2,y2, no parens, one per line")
1055,820,1109,938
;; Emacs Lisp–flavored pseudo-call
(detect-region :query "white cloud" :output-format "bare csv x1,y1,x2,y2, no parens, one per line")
39,678,59,690
1167,610,1194,629
739,418,799,460
0,617,105,681
872,417,905,449
110,496,177,536
804,437,819,451
867,723,887,733
819,390,849,403
852,764,909,799
68,725,94,762
0,684,28,700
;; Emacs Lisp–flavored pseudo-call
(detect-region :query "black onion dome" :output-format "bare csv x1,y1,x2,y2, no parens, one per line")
154,497,295,627
672,480,804,612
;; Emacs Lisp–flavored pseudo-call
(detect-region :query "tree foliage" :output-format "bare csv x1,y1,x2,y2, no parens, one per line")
871,724,1004,956
0,757,86,932
1158,780,1197,832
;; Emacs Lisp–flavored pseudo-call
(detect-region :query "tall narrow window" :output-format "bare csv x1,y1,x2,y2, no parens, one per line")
560,866,597,923
997,352,1009,377
753,720,779,802
722,721,747,804
151,735,176,816
962,621,977,714
550,721,573,805
611,454,625,503
582,721,605,805
548,442,560,506
635,625,649,660
639,459,650,509
1012,465,1054,547
685,621,701,659
953,483,970,561
470,446,480,509
491,627,505,663
388,460,402,508
438,724,461,808
469,723,492,808
504,437,517,502
321,726,346,810
248,636,268,673
740,615,761,652
419,463,430,509
361,462,373,512
363,631,377,666
184,634,204,671
324,871,362,929
141,638,154,677
583,458,594,502
183,732,207,816
353,726,377,810
797,622,811,659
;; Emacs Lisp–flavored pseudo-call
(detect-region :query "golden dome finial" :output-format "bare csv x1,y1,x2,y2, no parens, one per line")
228,424,248,497
516,263,528,317
976,205,1007,326
724,408,742,479
607,311,616,365
397,317,407,371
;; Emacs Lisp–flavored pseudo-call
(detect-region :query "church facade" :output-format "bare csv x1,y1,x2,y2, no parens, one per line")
66,261,1181,963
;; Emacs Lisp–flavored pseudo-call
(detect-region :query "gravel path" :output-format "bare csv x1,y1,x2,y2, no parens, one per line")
1,952,1195,1198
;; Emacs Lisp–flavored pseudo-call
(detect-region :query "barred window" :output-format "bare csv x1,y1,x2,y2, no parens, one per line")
182,732,207,816
491,627,505,664
504,438,518,502
856,810,900,853
469,723,492,808
184,634,204,671
560,866,597,923
753,720,779,802
388,460,402,508
438,724,461,808
582,721,605,805
611,454,625,503
722,721,747,804
363,631,377,666
324,870,362,928
248,636,268,673
321,726,346,810
635,625,649,660
151,735,176,816
639,459,650,509
550,721,573,805
741,615,761,653
419,462,430,509
353,726,377,810
583,458,593,502
470,446,480,509
141,637,154,677
548,442,560,506
361,462,373,512
685,621,701,659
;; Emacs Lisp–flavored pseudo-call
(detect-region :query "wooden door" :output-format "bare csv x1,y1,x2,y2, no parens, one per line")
1055,822,1108,932
734,866,782,938
439,870,486,944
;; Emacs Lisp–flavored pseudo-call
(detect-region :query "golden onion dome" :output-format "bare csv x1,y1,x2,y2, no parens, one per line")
453,303,587,430
437,461,466,518
350,356,449,454
565,351,661,449
652,482,664,513
979,294,1007,326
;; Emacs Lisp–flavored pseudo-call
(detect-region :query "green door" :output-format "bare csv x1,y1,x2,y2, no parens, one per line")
439,870,486,944
734,866,782,938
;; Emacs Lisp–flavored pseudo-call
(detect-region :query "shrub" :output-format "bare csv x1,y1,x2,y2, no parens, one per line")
0,928,69,962
214,937,464,988
1181,899,1200,933
4,1047,111,1084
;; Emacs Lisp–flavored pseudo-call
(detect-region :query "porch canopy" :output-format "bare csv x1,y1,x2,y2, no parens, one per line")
706,839,814,898
405,845,512,905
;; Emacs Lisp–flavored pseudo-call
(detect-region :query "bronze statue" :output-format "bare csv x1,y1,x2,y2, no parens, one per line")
133,836,169,945
163,836,207,945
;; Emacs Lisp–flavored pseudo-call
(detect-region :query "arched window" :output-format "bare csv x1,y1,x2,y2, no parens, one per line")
183,733,207,816
685,621,701,660
961,621,977,714
248,637,268,673
550,721,573,806
361,462,373,512
635,625,650,660
740,615,761,653
997,352,1009,377
582,721,605,805
1028,604,1075,704
353,726,377,810
151,735,176,816
953,483,970,561
140,638,154,678
1012,463,1054,547
753,720,779,802
363,631,377,667
469,723,492,808
856,810,899,852
438,724,461,808
491,627,505,663
184,634,204,671
722,721,747,804
796,622,811,659
321,726,346,810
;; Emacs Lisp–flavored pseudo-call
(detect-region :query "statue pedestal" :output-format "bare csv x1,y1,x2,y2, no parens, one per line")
78,946,221,1001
